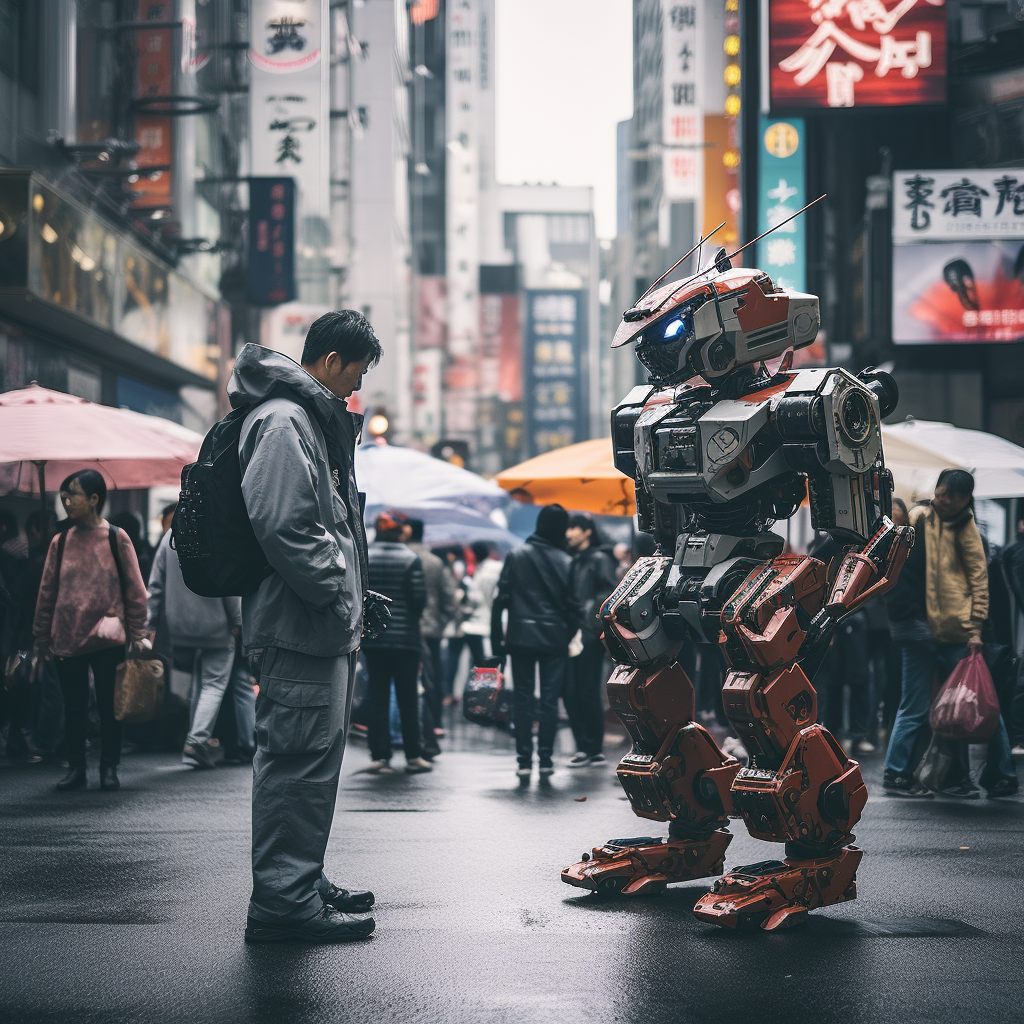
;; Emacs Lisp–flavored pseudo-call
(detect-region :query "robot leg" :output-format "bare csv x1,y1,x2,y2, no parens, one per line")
694,666,867,929
562,661,740,896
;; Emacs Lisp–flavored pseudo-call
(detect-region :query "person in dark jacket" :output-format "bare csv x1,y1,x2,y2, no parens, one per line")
362,511,430,775
563,514,616,767
997,518,1024,754
491,504,581,779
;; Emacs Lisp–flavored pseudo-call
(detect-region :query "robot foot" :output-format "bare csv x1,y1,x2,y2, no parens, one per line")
692,845,862,930
561,830,732,897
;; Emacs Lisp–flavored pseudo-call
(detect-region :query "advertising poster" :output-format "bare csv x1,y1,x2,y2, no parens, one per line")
768,0,947,109
892,241,1024,344
416,276,447,349
523,291,585,457
757,117,806,292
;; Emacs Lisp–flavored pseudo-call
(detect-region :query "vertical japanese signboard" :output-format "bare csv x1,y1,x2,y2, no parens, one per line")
892,168,1024,344
248,177,296,305
524,291,585,457
757,118,806,291
248,0,329,222
662,0,703,200
768,0,947,109
445,0,481,445
132,0,173,210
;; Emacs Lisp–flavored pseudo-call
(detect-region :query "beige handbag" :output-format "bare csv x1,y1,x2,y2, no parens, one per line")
113,657,166,723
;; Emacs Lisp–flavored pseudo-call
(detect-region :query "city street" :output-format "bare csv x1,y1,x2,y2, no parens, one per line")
2,720,1022,1024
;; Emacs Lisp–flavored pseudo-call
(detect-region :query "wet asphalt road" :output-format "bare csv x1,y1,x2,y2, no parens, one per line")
2,717,1023,1024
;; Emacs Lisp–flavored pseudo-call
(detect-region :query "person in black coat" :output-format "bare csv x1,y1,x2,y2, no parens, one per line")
563,514,617,767
362,511,429,774
491,504,581,778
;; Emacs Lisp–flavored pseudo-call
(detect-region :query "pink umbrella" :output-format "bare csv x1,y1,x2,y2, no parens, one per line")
0,384,203,504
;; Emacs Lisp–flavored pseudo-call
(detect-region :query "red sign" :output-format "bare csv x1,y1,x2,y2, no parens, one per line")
132,1,173,209
769,0,947,109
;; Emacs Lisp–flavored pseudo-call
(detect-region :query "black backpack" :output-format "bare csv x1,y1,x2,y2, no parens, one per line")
171,407,273,598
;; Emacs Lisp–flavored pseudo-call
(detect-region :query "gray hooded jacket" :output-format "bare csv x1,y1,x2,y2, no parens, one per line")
228,344,367,657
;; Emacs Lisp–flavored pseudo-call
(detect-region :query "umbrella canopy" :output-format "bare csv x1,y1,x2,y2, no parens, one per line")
495,438,636,516
882,419,1024,501
354,442,508,518
0,384,203,496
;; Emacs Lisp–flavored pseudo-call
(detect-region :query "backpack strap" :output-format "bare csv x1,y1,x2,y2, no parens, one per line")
50,529,68,609
107,525,129,622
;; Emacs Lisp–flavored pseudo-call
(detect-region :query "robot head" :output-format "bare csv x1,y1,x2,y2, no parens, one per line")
612,265,820,384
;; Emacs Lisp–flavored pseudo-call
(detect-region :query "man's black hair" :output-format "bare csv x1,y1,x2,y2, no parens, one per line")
161,502,178,519
301,310,383,369
59,469,108,513
936,468,975,499
407,518,425,543
891,496,907,516
0,508,16,537
470,540,491,562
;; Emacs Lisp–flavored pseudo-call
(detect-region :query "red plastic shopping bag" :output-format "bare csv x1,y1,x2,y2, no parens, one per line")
929,649,1000,742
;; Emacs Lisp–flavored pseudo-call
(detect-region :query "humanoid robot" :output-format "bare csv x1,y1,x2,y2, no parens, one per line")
561,248,914,931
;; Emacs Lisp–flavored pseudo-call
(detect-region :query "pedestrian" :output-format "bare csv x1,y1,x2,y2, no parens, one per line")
159,502,177,537
491,504,581,779
460,540,502,668
108,511,154,584
563,514,616,768
612,540,633,582
996,518,1024,754
884,471,1017,799
146,528,242,769
231,312,380,944
362,510,431,775
444,546,488,700
32,470,150,792
406,517,457,721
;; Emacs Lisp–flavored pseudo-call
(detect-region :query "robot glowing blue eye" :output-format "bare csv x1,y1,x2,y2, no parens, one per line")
663,318,684,339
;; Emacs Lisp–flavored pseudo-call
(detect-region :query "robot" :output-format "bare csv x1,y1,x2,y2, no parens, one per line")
561,247,914,931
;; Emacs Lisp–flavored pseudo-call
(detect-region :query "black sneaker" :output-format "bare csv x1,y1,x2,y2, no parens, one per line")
985,778,1019,799
538,759,554,777
320,882,375,913
936,780,981,799
882,769,934,798
244,905,375,944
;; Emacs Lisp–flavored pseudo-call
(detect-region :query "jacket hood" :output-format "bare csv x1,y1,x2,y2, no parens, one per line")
228,343,345,433
527,533,567,553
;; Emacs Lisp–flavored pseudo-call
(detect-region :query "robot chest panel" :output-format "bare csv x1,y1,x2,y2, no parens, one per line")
635,386,780,505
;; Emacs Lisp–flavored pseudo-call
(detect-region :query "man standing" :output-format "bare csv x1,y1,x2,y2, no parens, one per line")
146,529,241,769
231,311,381,944
491,504,581,779
563,514,616,768
406,518,456,723
363,511,431,774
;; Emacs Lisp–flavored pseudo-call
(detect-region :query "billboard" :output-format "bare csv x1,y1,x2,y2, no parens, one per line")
248,177,296,305
523,291,585,457
132,0,174,210
757,118,806,291
662,0,703,201
892,242,1024,344
768,0,947,110
893,168,1024,242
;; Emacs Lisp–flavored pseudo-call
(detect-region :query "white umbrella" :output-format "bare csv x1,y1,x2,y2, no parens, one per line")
882,419,1024,501
354,442,509,518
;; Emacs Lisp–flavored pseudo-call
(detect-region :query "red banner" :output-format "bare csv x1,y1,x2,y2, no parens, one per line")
768,0,947,109
132,1,173,209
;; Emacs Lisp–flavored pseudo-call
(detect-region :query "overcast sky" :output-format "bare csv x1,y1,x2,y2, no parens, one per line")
494,0,634,240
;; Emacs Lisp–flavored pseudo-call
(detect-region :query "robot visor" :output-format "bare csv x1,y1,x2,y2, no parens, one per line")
634,296,707,382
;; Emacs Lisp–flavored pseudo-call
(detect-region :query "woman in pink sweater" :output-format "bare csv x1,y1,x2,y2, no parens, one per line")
33,470,149,792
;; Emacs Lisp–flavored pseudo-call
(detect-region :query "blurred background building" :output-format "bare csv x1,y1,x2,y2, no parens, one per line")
2,0,1022,469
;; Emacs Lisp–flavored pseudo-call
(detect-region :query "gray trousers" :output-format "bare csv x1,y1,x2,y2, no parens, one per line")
249,647,356,923
185,646,235,748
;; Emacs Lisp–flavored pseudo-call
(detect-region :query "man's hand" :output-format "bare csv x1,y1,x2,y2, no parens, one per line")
127,636,154,659
362,591,393,642
34,640,52,662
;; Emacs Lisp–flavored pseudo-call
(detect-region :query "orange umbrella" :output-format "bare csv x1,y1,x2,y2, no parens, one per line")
495,438,636,516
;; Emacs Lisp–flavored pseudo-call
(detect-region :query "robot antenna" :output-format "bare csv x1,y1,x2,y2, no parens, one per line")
630,222,726,308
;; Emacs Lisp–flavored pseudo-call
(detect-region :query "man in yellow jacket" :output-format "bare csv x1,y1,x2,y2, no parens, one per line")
884,469,1017,798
